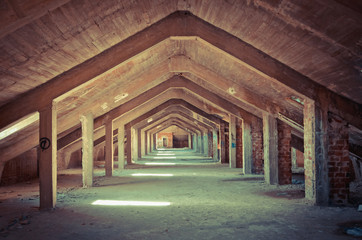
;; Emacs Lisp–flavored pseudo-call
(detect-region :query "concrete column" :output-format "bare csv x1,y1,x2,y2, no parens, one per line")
193,134,197,151
236,120,243,168
142,130,147,156
304,100,328,205
242,120,252,174
188,134,191,148
39,103,57,210
153,133,156,151
203,132,208,156
131,127,138,162
126,126,132,164
263,113,278,185
208,131,212,156
147,131,151,153
200,132,204,154
291,147,297,169
138,128,142,158
105,120,113,177
80,113,94,188
220,122,226,163
229,115,236,168
198,133,202,153
213,129,218,161
118,124,125,170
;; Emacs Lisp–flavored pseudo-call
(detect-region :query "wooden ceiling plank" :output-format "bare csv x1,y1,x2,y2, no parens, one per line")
0,11,360,131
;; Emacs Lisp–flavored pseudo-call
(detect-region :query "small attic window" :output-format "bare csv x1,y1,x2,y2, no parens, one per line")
290,95,304,105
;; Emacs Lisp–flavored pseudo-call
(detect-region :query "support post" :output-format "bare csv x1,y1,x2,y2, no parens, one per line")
220,122,226,163
263,113,278,184
105,120,113,176
213,129,218,161
291,147,297,169
198,133,202,153
303,100,329,205
203,132,208,157
229,115,236,168
39,103,57,210
242,120,252,174
193,134,197,151
188,134,192,149
132,127,138,161
80,113,94,187
126,126,132,164
118,124,125,170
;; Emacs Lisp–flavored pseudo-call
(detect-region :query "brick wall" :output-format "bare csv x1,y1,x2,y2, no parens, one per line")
252,118,264,174
1,148,38,186
277,120,292,185
157,132,173,148
328,112,352,205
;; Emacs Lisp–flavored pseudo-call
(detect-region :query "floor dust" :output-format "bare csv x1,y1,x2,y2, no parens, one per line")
0,163,361,240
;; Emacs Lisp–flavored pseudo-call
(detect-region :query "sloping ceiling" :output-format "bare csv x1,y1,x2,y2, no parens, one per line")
0,0,361,162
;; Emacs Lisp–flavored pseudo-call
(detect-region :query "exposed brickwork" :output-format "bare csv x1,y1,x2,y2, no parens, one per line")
277,121,292,185
1,148,38,186
236,120,243,168
328,113,352,205
157,132,173,148
252,118,264,174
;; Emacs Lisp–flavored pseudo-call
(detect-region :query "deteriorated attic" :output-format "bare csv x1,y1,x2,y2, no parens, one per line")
0,0,361,234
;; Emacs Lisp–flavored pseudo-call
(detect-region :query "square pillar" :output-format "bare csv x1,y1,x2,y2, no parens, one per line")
220,122,226,163
131,127,138,161
236,120,243,168
277,120,292,185
39,103,57,210
213,129,218,161
138,128,142,158
203,132,208,156
126,126,132,164
304,100,329,205
188,133,192,148
105,120,114,177
229,115,237,168
243,120,252,174
147,131,151,153
153,133,156,151
80,113,94,188
198,133,202,153
192,133,197,152
263,113,278,184
118,124,125,170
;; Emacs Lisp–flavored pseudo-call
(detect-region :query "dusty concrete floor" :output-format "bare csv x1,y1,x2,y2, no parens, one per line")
0,158,361,239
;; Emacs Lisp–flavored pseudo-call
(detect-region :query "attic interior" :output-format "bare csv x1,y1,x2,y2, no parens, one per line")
0,0,362,239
